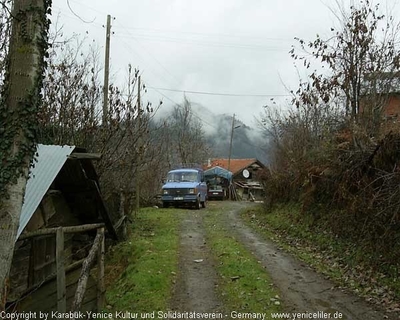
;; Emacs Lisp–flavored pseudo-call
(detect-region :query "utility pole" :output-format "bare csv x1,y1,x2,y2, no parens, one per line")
136,76,141,214
228,114,235,172
102,14,111,125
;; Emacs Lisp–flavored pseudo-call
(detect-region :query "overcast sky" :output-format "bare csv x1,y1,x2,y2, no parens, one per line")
50,0,400,127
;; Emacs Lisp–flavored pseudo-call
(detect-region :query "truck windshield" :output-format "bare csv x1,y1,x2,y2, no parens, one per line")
167,171,198,182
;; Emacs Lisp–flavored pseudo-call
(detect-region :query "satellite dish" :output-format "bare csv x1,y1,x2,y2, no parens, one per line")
243,169,250,179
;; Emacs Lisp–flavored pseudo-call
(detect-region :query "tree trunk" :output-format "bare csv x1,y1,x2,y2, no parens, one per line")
0,0,50,310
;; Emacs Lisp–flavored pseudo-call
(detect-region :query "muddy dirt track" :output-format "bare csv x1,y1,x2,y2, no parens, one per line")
170,201,398,320
171,211,222,312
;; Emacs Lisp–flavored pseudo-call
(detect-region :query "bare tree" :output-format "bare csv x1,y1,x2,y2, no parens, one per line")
167,96,211,165
39,38,103,146
37,34,166,216
259,2,400,266
0,0,50,308
290,0,400,130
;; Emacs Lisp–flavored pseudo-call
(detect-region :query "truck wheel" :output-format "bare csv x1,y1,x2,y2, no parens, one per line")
194,198,201,210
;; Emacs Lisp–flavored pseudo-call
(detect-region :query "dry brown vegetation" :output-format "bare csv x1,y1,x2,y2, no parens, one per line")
261,0,400,270
35,28,211,225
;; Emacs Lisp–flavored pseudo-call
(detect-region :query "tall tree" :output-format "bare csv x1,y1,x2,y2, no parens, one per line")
0,0,51,308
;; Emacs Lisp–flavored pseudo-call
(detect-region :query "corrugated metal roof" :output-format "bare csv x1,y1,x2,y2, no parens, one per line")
17,144,75,239
204,166,232,181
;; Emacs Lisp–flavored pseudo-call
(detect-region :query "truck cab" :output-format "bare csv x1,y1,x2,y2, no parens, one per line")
161,168,207,209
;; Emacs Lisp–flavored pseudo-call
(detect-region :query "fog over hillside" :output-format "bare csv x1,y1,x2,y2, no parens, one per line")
155,101,269,164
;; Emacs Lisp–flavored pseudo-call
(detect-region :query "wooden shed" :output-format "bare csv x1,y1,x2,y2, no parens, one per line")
205,158,266,201
6,144,117,312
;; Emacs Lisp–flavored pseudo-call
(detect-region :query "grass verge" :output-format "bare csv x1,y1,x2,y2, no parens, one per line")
241,203,400,311
105,208,183,312
203,202,282,314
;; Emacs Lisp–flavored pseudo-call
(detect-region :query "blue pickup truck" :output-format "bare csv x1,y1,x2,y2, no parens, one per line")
161,168,207,209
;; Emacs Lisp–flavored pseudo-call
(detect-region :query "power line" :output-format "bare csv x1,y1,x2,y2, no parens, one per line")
146,86,291,98
149,85,180,106
114,20,182,87
112,25,293,43
147,84,220,131
60,2,291,52
52,6,103,28
67,0,108,16
189,108,220,131
115,35,178,90
114,33,290,52
66,0,96,24
63,0,290,45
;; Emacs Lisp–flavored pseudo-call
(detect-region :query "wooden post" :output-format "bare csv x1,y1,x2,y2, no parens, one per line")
71,231,103,313
56,227,66,312
228,113,235,172
136,76,141,215
103,14,111,125
97,228,105,310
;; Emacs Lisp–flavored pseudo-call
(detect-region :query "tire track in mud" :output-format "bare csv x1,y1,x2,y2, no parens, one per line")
171,210,223,313
224,202,397,320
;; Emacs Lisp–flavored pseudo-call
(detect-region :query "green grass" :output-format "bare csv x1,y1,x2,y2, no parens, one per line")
241,203,400,304
204,203,282,314
105,207,184,312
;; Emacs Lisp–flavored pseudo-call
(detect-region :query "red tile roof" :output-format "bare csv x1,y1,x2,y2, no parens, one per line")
205,158,261,175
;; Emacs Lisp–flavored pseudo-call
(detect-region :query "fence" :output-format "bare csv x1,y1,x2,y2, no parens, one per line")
17,223,106,312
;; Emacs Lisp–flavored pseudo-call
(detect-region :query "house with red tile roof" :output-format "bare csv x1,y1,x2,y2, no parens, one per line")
205,158,264,178
204,158,266,201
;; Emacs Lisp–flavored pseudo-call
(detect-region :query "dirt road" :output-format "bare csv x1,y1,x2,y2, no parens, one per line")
171,211,223,312
170,201,397,319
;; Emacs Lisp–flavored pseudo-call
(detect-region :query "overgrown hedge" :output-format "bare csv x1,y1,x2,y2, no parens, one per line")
262,131,400,269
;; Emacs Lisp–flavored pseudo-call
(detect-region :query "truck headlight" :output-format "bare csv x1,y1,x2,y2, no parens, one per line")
189,188,196,194
163,189,169,195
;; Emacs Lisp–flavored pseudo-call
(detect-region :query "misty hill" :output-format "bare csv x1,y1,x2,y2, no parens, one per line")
153,101,269,164
190,103,268,164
